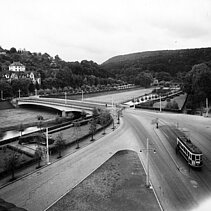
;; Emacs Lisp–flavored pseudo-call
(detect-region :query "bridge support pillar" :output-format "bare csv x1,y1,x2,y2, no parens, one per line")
62,110,67,117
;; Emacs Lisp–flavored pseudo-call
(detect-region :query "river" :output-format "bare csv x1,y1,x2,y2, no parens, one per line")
0,107,58,141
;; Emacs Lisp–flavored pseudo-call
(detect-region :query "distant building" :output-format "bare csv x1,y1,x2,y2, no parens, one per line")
151,78,159,86
0,61,41,85
0,51,6,55
0,46,6,55
9,62,26,72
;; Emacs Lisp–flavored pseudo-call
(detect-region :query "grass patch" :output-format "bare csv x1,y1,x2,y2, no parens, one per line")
48,150,160,211
0,147,32,173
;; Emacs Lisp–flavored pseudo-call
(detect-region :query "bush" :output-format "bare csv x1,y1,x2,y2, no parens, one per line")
38,89,44,95
37,115,44,121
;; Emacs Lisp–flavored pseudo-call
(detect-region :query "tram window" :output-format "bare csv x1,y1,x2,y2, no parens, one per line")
192,155,195,160
196,155,199,160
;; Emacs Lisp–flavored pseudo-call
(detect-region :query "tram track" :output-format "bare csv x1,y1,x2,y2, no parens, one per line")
125,109,204,210
128,110,208,180
129,109,211,196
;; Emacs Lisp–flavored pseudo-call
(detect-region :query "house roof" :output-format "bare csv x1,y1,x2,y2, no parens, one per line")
10,62,25,67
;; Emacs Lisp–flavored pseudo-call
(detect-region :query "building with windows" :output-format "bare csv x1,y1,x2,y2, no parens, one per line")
9,62,26,72
0,62,41,85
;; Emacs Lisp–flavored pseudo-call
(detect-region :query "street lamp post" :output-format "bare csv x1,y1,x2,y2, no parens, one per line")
140,138,156,188
64,92,67,104
133,96,136,109
1,90,3,100
18,89,21,99
46,127,50,164
35,89,37,96
159,95,162,112
206,98,209,117
82,90,84,102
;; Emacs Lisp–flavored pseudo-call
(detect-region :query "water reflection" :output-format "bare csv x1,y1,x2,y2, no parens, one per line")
1,126,39,141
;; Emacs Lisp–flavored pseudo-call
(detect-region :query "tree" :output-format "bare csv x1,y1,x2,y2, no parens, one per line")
28,81,35,94
0,80,13,98
34,146,43,168
135,72,153,88
11,78,31,97
55,132,66,158
73,122,81,149
99,110,111,135
92,107,100,119
9,47,17,54
155,71,172,81
4,151,20,180
89,118,97,141
172,100,179,109
165,99,179,110
116,109,122,124
183,62,211,111
81,110,86,119
19,123,24,137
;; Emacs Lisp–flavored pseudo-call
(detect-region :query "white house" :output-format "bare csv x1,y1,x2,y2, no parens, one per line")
9,62,26,72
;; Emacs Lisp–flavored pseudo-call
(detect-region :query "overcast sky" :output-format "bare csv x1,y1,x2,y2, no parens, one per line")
1,0,211,64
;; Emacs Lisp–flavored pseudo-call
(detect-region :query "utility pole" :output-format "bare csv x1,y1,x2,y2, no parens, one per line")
64,92,67,104
1,90,3,100
46,127,50,164
18,89,21,99
206,98,209,117
140,138,156,188
82,90,84,102
146,138,149,187
160,95,162,112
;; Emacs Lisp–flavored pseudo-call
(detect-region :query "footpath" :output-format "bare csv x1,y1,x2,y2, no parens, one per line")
0,119,120,188
0,109,163,211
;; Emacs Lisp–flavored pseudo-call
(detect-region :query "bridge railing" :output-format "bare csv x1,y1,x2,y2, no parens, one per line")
18,99,99,111
30,97,106,107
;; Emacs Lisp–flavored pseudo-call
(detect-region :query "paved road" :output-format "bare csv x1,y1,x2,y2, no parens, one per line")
0,110,141,211
125,109,211,211
0,108,211,211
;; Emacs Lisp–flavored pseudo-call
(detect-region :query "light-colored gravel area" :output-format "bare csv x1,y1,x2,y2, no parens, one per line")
85,88,154,104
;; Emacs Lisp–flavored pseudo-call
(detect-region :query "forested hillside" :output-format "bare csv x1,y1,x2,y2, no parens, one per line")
0,46,125,98
0,47,122,89
101,48,211,83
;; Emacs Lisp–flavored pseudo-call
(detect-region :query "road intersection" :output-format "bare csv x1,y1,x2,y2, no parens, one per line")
0,108,211,211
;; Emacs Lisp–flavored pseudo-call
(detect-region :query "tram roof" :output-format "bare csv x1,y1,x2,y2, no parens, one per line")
178,136,202,154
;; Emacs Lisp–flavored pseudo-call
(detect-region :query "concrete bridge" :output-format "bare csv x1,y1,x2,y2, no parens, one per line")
18,97,106,117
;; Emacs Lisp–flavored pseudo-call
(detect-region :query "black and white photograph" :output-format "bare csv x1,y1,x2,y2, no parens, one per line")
0,0,211,210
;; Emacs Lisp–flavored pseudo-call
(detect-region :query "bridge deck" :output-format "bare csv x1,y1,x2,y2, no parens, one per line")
18,97,106,113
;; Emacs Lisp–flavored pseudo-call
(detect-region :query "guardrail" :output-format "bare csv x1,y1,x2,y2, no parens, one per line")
18,99,95,111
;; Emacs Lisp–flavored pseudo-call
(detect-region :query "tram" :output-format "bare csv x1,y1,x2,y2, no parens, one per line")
176,136,203,168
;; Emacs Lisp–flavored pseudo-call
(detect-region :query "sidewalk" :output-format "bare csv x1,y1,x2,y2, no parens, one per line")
0,119,120,188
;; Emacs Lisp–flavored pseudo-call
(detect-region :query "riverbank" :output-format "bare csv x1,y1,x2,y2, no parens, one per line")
0,107,58,133
0,116,114,187
0,100,14,110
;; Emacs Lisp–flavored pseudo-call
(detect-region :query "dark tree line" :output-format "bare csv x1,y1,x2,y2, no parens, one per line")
101,48,211,84
0,47,125,98
183,61,211,112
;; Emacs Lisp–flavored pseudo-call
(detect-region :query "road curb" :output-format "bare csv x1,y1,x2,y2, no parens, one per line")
43,118,123,211
0,119,121,190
